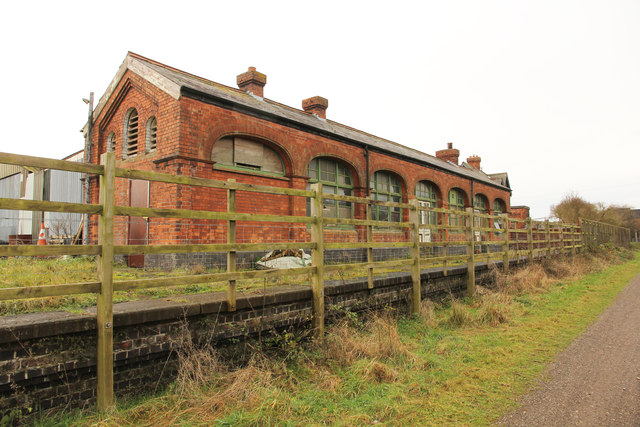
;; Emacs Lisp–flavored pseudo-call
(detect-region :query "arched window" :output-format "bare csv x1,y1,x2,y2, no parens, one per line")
473,194,488,213
449,188,465,210
474,194,489,228
416,181,438,225
308,157,354,219
493,199,506,233
107,132,116,153
448,188,466,226
211,136,284,175
370,171,403,223
124,108,139,158
146,117,157,152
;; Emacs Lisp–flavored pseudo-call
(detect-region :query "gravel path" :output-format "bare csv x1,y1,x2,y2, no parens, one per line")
499,273,640,426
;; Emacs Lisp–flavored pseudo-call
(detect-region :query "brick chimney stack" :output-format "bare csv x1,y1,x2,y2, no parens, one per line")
435,142,460,165
237,67,267,97
467,155,481,169
302,96,328,119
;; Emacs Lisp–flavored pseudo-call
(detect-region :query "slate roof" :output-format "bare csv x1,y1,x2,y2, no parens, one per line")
91,53,510,191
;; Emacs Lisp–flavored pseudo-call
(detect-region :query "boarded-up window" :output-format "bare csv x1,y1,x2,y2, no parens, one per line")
211,136,284,175
234,137,263,169
211,137,233,165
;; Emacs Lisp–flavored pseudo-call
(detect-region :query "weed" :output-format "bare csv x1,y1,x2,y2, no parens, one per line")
447,300,473,327
476,292,511,326
362,360,398,383
419,299,437,327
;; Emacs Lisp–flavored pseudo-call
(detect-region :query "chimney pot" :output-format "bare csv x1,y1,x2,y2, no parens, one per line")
436,142,460,165
302,96,329,119
237,66,267,97
467,155,481,170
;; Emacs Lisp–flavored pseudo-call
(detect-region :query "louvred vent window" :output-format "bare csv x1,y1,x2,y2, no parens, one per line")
146,117,157,152
126,109,139,157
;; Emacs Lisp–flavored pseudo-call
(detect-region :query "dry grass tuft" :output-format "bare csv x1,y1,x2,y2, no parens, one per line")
321,311,412,366
494,263,552,295
476,292,511,326
447,300,473,327
362,360,399,383
419,299,437,327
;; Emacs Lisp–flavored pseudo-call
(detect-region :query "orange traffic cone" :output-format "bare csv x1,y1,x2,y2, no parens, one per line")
37,222,47,245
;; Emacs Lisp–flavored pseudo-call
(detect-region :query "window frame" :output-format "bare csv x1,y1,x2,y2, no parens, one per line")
416,180,438,225
448,188,465,226
473,194,489,229
370,171,403,224
307,157,354,222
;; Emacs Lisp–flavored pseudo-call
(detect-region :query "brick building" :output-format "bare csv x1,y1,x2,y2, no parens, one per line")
85,53,512,265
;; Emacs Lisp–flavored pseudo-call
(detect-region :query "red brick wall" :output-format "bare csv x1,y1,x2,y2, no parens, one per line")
89,71,512,247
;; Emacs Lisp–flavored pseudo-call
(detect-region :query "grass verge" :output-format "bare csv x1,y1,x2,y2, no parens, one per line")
38,247,640,426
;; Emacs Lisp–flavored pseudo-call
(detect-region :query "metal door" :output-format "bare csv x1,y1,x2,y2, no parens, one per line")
128,179,148,267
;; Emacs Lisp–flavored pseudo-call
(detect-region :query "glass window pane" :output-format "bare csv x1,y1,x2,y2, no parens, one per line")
338,204,351,218
378,206,389,222
320,159,336,183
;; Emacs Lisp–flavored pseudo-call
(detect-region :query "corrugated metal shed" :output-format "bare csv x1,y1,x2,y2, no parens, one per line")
0,164,23,180
0,150,84,243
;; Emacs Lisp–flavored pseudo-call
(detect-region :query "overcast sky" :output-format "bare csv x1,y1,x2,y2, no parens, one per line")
1,0,638,218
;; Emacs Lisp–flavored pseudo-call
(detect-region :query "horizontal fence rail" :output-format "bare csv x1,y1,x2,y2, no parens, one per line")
0,151,631,411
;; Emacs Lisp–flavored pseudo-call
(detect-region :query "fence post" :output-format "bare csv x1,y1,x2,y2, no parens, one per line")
97,152,115,411
571,225,577,256
366,203,374,289
466,207,476,297
227,179,236,311
527,218,534,262
409,199,421,314
501,214,509,274
309,183,325,338
442,211,449,276
545,219,551,259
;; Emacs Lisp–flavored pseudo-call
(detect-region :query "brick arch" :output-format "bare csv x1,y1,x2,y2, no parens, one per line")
306,153,364,189
204,125,294,176
414,178,443,207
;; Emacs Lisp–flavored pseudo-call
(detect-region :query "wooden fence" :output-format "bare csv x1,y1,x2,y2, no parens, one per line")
0,151,625,411
580,218,631,250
